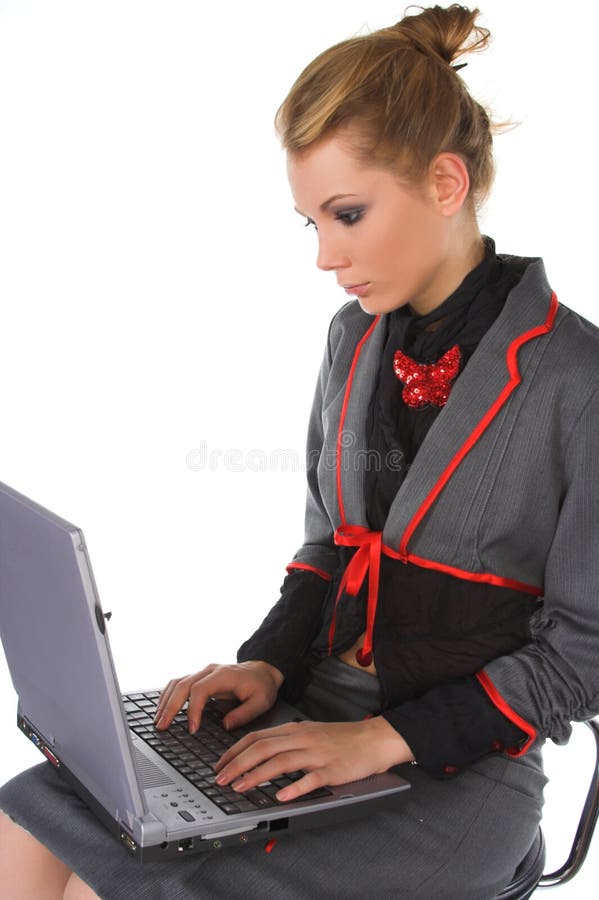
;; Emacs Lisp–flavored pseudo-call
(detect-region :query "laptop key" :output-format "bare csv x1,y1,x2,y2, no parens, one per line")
221,803,241,815
260,784,282,800
300,787,333,800
244,790,275,809
236,800,258,812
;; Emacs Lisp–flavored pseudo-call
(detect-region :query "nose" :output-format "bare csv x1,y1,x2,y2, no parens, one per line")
315,234,351,273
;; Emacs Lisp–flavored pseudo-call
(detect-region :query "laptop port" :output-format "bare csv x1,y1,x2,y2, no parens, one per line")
178,838,194,852
120,831,137,854
42,746,60,767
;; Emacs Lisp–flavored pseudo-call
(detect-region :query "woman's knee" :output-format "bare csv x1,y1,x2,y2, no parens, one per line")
63,872,102,900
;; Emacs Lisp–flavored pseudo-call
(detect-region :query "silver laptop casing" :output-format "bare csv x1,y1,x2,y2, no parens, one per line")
0,481,410,861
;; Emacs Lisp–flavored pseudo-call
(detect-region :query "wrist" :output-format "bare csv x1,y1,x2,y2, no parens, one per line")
366,715,415,767
243,659,285,690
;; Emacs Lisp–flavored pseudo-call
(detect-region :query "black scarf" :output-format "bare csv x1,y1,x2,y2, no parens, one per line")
365,235,525,531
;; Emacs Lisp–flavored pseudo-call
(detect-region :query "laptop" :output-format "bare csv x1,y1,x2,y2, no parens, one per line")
0,480,410,862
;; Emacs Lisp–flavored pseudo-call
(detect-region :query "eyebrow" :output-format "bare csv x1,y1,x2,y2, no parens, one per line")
294,193,359,216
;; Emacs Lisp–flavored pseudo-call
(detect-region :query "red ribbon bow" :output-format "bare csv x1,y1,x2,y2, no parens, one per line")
393,344,461,408
329,525,383,667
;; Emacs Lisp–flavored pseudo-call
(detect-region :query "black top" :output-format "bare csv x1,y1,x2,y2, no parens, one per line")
365,233,524,529
238,236,532,777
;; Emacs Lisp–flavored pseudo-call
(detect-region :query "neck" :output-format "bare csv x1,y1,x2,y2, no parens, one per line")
407,232,487,318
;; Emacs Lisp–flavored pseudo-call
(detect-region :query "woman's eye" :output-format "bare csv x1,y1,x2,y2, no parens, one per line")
336,209,364,226
303,209,364,230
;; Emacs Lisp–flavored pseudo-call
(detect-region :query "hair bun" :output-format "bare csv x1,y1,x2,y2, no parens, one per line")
394,3,490,68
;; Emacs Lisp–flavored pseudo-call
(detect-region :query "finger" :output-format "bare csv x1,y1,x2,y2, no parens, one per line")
155,681,193,729
154,665,216,722
275,769,327,803
156,668,216,730
220,693,271,732
227,750,312,794
214,723,301,772
216,735,309,787
185,670,252,733
155,663,224,728
154,679,182,723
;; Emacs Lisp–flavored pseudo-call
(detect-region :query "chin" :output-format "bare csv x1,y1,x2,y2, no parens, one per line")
356,298,377,315
357,295,409,317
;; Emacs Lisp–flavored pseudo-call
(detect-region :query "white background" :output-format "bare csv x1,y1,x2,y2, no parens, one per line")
0,1,597,894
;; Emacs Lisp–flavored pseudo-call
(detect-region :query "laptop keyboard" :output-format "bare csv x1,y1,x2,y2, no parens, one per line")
122,691,332,814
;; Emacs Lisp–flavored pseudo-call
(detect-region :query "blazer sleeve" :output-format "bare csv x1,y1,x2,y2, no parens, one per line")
474,380,599,753
237,308,347,696
382,674,529,778
382,382,599,776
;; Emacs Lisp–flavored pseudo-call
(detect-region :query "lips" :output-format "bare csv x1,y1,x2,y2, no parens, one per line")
342,282,370,297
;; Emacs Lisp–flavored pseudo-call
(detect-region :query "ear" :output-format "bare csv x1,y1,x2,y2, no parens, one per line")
427,152,471,216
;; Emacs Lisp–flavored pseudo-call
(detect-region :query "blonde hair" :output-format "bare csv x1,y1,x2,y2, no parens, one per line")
274,4,518,215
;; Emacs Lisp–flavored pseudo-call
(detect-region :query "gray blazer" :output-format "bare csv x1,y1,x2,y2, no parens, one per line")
288,253,599,754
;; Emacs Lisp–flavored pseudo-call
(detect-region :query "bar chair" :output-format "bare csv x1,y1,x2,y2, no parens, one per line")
496,718,599,899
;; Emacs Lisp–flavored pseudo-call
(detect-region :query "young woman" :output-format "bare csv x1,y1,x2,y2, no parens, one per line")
2,4,599,898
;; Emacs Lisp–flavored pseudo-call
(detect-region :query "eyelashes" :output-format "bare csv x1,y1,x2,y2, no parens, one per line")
304,209,364,230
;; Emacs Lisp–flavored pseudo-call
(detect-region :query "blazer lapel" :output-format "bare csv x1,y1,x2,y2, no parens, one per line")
329,256,559,558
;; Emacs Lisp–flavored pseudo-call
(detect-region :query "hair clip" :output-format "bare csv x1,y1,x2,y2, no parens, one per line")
452,62,468,71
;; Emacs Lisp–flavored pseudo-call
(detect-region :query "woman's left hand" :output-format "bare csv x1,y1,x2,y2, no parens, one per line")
213,717,414,802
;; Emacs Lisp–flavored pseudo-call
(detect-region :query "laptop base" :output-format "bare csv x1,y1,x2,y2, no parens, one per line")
18,711,409,863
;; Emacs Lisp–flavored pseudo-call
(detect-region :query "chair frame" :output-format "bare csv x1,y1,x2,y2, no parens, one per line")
497,718,599,899
538,718,599,887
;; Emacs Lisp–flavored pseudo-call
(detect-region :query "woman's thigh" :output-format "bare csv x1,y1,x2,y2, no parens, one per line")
0,751,546,900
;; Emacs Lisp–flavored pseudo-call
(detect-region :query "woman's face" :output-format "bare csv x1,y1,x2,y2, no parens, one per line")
286,132,478,317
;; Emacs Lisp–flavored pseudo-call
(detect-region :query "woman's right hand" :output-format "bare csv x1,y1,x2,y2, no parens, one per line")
153,660,284,734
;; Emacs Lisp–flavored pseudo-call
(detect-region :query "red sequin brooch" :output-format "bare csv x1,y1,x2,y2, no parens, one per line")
393,344,462,409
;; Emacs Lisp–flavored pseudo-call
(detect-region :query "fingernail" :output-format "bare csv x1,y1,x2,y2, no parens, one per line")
232,779,246,792
189,721,197,734
215,772,227,785
277,789,290,801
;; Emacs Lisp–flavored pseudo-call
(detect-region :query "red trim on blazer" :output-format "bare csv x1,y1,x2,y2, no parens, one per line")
336,315,381,526
328,533,543,662
329,525,382,663
328,294,558,665
398,291,559,560
285,562,332,582
476,670,537,756
383,545,543,596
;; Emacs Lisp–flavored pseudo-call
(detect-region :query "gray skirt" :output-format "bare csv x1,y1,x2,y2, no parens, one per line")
0,657,547,900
